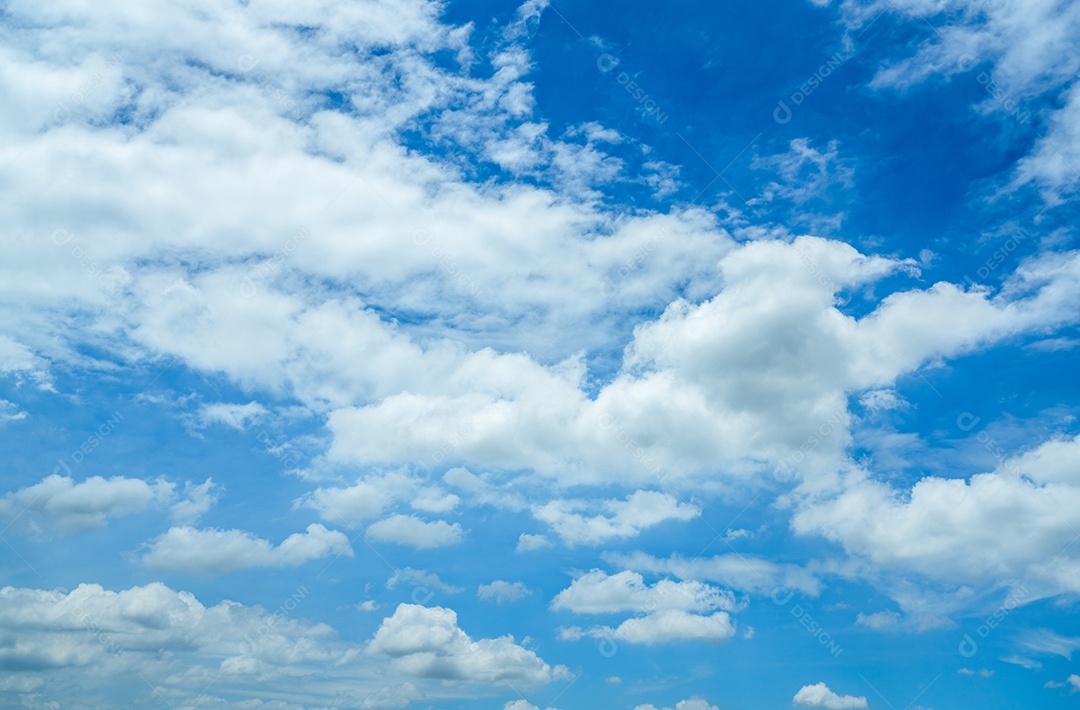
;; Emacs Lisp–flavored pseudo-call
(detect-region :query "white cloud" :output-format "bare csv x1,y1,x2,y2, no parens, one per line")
792,683,868,709
299,471,422,523
534,491,700,546
1,0,1078,512
368,603,570,685
0,581,564,707
1017,628,1080,659
387,568,463,594
141,523,352,574
603,610,736,645
478,580,531,604
0,582,337,685
505,700,561,710
5,0,1077,506
1045,674,1080,691
856,610,901,629
0,474,174,534
792,434,1080,595
193,401,268,430
366,514,464,549
958,667,993,677
325,238,1080,494
635,698,720,710
605,551,822,597
168,478,220,524
0,473,219,535
1017,82,1080,199
516,533,554,552
551,570,738,615
444,467,528,512
850,0,1080,199
750,138,854,206
0,399,27,425
1002,654,1042,670
411,491,460,514
858,389,908,412
0,335,53,390
1,3,1079,702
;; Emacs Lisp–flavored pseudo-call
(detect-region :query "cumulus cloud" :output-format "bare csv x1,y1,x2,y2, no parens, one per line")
366,514,464,549
551,570,738,615
0,474,215,535
635,698,720,710
6,0,1077,516
299,471,424,523
792,683,867,709
328,237,1080,495
564,610,737,646
387,568,463,594
0,0,1078,703
605,551,822,596
192,401,268,430
0,582,565,707
368,603,570,685
553,570,738,646
534,491,700,546
612,610,736,644
141,523,352,574
478,580,531,604
0,0,727,428
505,701,561,710
0,582,337,681
1,0,1078,513
517,533,554,552
793,434,1080,596
552,566,747,644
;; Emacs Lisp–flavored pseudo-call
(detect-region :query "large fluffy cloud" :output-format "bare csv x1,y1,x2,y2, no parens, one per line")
369,603,569,685
793,434,1080,598
327,238,1080,489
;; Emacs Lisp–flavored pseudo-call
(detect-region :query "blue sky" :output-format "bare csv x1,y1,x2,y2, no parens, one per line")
1,0,1080,708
